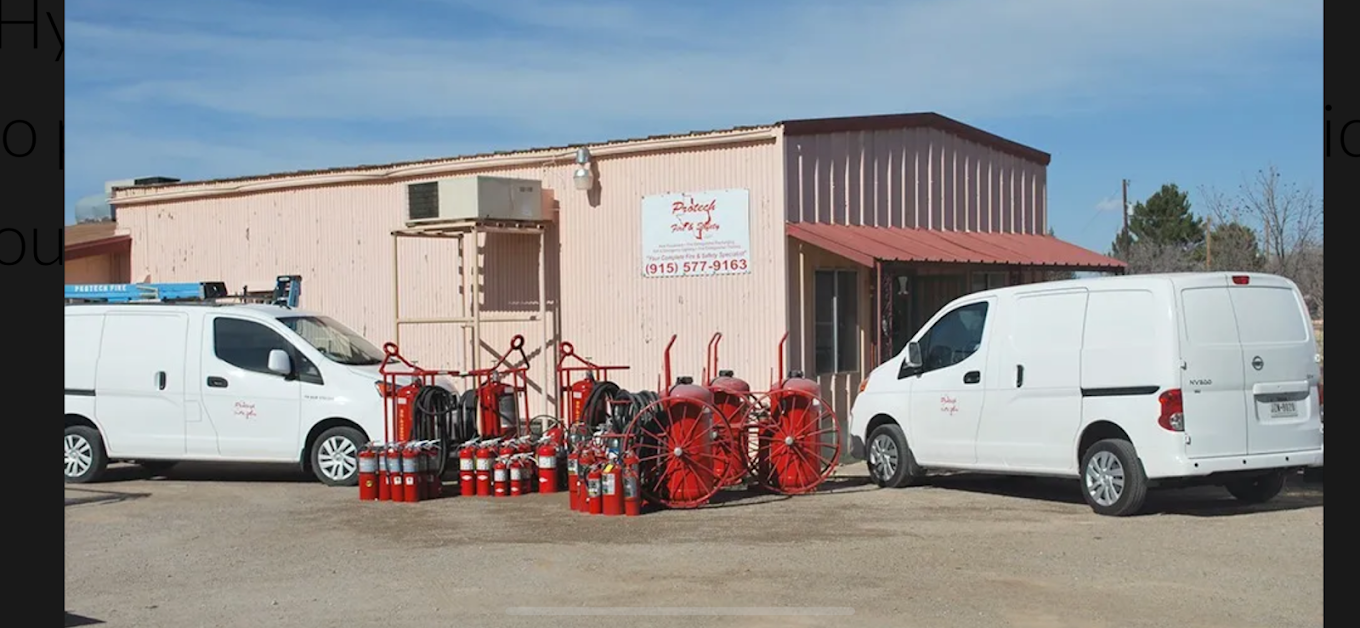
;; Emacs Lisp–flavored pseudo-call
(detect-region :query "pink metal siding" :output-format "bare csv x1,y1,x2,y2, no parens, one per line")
116,137,787,418
785,127,1048,235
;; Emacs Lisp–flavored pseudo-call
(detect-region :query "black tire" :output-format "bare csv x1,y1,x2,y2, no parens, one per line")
138,461,178,477
1079,438,1148,517
1225,469,1287,504
309,426,365,487
866,423,924,489
64,425,109,484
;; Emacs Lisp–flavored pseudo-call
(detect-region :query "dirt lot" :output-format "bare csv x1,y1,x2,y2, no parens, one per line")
65,462,1323,628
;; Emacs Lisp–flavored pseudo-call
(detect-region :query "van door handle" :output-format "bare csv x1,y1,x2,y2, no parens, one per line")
1016,364,1025,388
963,371,981,384
206,376,229,388
155,371,167,390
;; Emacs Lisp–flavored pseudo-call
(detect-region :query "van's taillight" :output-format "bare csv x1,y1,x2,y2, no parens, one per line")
375,381,396,398
1317,382,1323,406
1231,275,1250,285
1158,388,1184,432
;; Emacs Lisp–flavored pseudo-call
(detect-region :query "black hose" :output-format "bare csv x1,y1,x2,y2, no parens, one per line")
580,380,622,431
412,384,458,478
458,390,478,440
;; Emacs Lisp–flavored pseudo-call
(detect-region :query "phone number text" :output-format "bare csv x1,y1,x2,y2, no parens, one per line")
644,257,750,276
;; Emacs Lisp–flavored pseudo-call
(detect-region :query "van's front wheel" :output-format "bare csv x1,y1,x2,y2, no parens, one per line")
1080,439,1148,516
310,427,363,486
867,423,923,488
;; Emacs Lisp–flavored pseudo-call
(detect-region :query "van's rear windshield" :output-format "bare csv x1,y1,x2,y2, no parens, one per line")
1230,286,1310,344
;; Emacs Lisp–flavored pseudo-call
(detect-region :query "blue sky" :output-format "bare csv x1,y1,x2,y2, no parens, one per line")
66,0,1323,254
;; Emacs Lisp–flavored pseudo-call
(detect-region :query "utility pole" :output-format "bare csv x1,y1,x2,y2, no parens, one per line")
1121,179,1130,233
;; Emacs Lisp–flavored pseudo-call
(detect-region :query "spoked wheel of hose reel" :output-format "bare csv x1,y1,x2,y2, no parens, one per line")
525,414,562,441
749,388,842,495
623,395,739,509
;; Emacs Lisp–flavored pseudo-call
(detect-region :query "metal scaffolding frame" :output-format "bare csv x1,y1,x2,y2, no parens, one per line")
390,218,550,396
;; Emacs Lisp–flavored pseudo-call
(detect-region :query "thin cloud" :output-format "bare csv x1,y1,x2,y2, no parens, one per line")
1094,197,1125,213
65,0,1322,215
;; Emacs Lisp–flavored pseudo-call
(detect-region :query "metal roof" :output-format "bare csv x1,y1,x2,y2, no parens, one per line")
786,222,1126,271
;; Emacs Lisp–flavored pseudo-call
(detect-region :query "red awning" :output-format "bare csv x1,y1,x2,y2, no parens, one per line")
787,223,1126,271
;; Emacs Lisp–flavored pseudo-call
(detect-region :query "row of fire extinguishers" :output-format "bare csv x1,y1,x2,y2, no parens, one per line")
565,434,642,516
456,434,565,497
357,441,445,503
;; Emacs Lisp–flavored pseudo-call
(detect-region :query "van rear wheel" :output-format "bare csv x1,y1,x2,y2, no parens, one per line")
1080,439,1148,516
1225,470,1287,504
64,426,108,484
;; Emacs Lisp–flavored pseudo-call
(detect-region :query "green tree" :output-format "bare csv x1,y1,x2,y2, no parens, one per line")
1128,183,1205,248
1206,221,1263,272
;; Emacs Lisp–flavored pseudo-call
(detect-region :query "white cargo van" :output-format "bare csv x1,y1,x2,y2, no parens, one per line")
848,272,1323,516
64,303,428,486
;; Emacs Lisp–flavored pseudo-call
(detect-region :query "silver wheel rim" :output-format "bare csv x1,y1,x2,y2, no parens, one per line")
1084,450,1125,507
65,434,93,478
318,436,357,481
869,434,898,480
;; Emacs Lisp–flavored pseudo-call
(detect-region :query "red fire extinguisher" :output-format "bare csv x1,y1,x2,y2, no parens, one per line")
475,443,494,497
358,445,378,501
622,450,641,516
567,448,581,509
493,456,509,497
585,461,603,515
377,445,390,501
389,443,406,502
601,459,623,516
509,456,524,497
537,442,559,494
459,444,476,497
522,455,538,494
402,444,421,503
424,441,441,499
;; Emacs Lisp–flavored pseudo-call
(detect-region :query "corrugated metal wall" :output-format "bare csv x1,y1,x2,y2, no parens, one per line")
65,253,130,284
117,137,787,420
781,127,1050,421
784,127,1047,234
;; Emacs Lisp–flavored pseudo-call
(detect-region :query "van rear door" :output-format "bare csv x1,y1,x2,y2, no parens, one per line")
1177,280,1249,458
1223,275,1321,455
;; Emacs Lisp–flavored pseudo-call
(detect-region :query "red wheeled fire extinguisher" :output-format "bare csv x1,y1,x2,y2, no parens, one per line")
586,462,603,515
459,444,476,497
622,450,641,516
537,442,559,494
358,445,378,501
493,456,509,497
568,375,595,427
402,444,421,503
567,448,581,509
377,445,391,501
601,459,623,516
508,456,524,497
389,443,406,502
475,443,494,497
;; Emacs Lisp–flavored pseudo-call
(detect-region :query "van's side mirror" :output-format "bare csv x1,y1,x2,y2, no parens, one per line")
898,342,923,379
267,349,292,376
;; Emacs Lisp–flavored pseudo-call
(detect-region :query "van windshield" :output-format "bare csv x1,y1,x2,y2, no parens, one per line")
278,316,386,366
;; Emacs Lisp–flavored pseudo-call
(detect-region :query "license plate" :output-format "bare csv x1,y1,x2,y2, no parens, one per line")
1269,401,1298,418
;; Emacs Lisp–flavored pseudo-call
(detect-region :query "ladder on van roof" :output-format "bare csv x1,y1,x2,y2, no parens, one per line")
65,275,301,308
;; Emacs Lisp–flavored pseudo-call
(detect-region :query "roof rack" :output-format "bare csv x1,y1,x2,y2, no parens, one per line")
65,275,301,308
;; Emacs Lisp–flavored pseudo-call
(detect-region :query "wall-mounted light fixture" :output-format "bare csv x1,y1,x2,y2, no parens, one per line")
572,146,594,191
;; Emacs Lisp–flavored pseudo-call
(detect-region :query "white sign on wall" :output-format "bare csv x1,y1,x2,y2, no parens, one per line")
640,188,752,278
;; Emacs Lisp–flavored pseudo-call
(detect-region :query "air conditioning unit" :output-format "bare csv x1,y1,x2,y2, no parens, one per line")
405,176,545,226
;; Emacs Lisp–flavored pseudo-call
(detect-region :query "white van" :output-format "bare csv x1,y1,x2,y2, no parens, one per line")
848,272,1323,516
64,303,431,486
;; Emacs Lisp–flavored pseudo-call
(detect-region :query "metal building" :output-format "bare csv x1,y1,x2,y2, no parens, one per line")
109,112,1125,423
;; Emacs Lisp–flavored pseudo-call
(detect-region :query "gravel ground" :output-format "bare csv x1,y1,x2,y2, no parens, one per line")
65,462,1323,628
